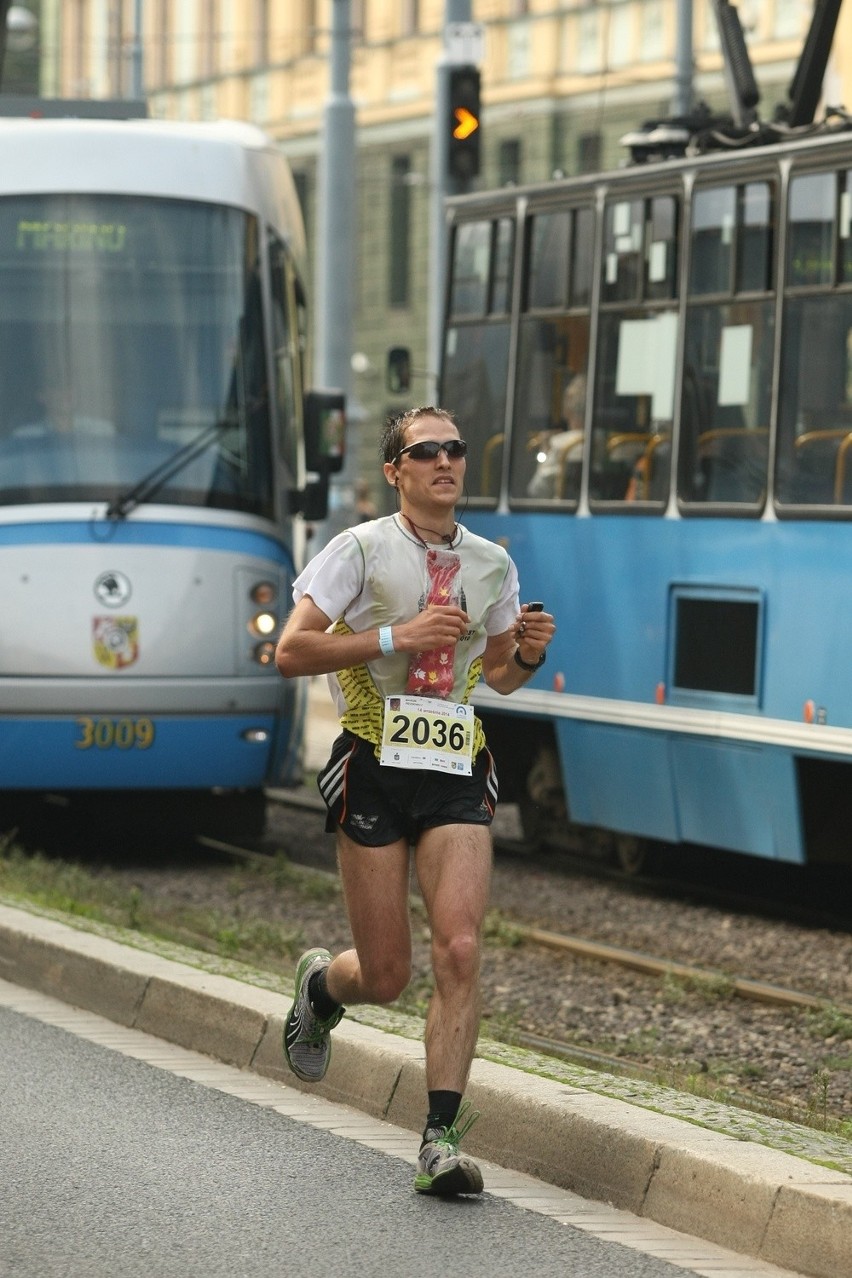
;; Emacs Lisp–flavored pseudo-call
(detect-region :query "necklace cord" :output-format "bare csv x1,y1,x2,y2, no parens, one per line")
402,513,458,549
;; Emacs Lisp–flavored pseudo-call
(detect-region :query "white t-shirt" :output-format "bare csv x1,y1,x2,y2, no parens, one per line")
293,513,519,717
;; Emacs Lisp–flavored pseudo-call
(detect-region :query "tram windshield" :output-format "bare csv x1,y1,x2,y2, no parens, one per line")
0,195,274,517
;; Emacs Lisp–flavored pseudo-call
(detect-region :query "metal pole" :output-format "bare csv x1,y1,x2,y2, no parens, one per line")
428,0,472,403
0,0,13,90
315,0,354,395
672,0,693,116
128,0,144,99
314,0,356,534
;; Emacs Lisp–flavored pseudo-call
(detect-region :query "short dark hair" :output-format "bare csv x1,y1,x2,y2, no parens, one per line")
380,405,458,463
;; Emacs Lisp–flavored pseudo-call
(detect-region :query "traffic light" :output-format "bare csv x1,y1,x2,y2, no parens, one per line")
448,65,481,181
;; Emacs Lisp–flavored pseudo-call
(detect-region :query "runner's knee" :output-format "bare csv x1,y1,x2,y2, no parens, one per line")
360,955,411,1004
432,928,480,987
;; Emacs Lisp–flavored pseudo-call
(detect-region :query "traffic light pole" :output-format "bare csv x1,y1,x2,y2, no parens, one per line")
314,0,356,539
428,0,474,402
0,0,13,88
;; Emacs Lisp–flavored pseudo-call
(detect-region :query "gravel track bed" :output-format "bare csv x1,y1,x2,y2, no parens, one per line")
59,798,852,1128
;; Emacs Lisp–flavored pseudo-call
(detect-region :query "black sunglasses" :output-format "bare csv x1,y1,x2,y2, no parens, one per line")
395,439,468,463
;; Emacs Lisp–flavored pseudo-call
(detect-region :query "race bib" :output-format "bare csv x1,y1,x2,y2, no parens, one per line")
380,695,475,775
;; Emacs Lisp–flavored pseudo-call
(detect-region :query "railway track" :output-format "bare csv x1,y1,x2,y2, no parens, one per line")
198,828,852,1023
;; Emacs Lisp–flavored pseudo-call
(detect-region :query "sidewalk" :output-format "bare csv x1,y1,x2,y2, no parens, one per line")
1,899,851,1278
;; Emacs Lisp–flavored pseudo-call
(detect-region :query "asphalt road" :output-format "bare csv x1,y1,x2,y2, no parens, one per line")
0,1004,692,1278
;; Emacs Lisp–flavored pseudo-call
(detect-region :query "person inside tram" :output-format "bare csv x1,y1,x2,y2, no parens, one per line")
15,379,114,439
526,372,586,498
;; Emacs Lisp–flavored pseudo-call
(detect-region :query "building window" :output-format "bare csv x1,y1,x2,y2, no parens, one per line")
156,0,170,86
72,0,88,93
640,0,666,61
507,21,532,79
774,0,804,38
390,155,411,308
576,8,602,74
499,139,522,187
577,132,602,175
298,0,318,55
202,0,217,78
108,0,125,97
254,0,270,64
400,0,419,36
608,3,634,70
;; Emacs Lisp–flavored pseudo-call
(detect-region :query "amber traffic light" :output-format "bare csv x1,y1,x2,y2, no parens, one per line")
448,65,481,181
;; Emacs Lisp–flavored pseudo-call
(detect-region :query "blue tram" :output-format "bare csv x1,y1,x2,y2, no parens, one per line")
432,118,852,869
0,115,341,832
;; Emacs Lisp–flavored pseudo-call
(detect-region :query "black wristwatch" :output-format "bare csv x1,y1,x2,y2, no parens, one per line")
513,647,546,672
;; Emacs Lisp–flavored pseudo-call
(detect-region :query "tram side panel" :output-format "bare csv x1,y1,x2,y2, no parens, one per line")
472,511,852,866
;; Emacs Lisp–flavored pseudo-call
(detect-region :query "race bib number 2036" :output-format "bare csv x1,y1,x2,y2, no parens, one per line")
380,695,474,775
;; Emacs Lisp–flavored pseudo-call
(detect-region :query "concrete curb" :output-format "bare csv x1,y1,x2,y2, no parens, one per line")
2,901,851,1278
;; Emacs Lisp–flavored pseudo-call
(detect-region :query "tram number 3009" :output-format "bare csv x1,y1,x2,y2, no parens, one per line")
74,716,156,750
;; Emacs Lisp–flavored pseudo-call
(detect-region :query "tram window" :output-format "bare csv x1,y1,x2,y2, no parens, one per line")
509,314,589,502
572,206,594,307
602,199,644,302
841,172,852,284
527,211,570,309
690,182,773,297
645,197,678,301
0,195,274,517
491,218,514,314
775,293,852,506
690,186,735,295
672,594,759,700
602,196,677,305
738,183,773,293
449,221,491,316
268,234,300,483
678,300,773,505
441,320,510,502
589,308,677,503
787,172,834,287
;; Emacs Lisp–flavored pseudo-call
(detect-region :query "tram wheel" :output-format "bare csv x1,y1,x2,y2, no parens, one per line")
614,833,652,876
517,795,546,852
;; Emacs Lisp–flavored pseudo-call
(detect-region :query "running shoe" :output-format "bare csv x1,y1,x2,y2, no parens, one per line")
414,1101,483,1196
283,947,344,1082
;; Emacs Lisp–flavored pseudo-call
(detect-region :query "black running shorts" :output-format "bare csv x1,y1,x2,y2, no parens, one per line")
317,730,499,847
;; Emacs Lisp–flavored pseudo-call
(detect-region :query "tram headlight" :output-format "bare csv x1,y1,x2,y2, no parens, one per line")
250,610,278,637
254,640,276,666
241,727,270,743
250,581,277,605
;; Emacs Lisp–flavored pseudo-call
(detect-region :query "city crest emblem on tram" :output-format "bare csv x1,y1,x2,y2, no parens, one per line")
92,616,139,669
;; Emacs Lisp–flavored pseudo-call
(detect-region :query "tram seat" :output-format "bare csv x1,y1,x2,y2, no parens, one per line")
630,432,671,500
602,432,652,499
697,427,768,502
555,430,585,499
791,429,852,504
480,431,504,496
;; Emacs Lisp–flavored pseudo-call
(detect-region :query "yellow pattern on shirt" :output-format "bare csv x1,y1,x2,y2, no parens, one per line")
332,619,487,759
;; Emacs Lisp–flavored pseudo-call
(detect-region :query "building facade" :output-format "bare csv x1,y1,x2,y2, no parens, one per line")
36,0,851,506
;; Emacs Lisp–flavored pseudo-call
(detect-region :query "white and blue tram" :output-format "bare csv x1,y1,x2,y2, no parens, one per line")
0,115,341,831
435,124,852,869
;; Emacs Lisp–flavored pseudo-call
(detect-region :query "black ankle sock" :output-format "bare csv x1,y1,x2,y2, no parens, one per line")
308,968,342,1020
423,1090,463,1141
